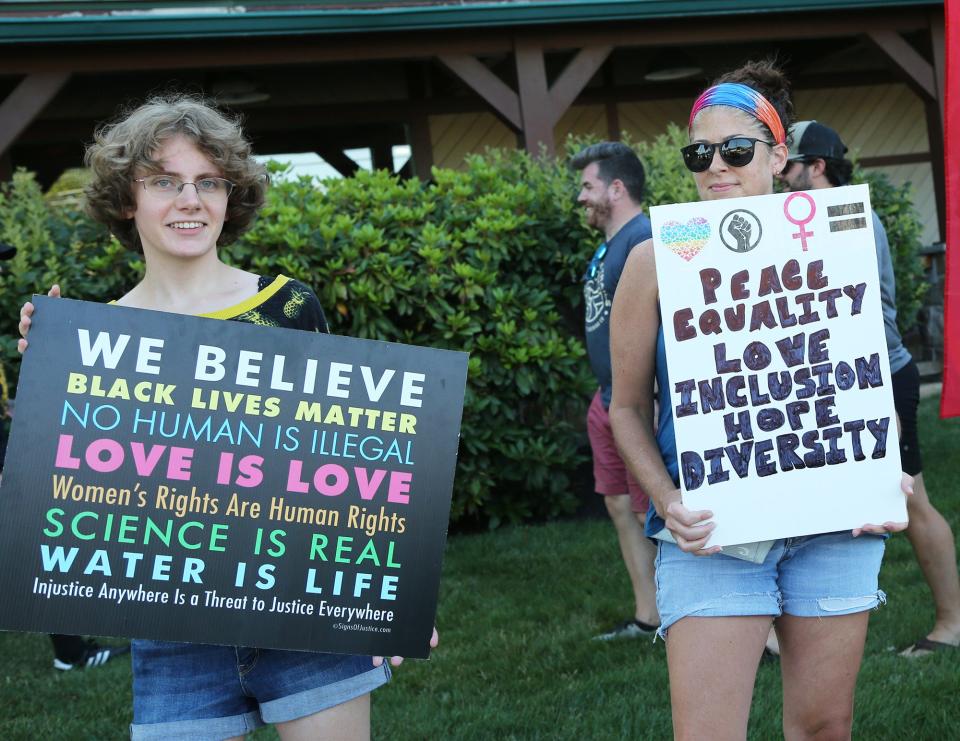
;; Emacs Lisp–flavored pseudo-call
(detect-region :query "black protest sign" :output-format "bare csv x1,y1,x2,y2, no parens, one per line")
0,297,467,657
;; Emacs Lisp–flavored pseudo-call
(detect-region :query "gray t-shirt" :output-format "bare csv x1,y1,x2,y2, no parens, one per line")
872,210,912,374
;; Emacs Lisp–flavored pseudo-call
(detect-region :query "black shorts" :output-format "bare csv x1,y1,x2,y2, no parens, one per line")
891,359,922,476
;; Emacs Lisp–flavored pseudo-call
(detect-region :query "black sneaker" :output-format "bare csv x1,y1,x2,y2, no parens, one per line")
592,619,658,641
53,640,130,671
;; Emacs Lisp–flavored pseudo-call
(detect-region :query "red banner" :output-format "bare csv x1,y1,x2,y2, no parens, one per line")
942,0,960,417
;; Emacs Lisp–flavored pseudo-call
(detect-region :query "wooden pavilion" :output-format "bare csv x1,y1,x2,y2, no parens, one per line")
0,0,946,243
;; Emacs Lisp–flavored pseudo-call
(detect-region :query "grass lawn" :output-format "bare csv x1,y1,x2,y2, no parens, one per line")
2,396,958,739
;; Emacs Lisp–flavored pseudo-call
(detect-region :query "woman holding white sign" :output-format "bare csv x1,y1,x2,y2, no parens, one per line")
609,60,908,740
18,95,436,741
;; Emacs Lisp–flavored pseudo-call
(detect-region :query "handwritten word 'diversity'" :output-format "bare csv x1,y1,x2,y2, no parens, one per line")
75,328,426,406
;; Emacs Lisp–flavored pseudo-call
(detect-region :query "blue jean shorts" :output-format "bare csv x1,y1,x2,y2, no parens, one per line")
655,530,887,636
130,640,391,740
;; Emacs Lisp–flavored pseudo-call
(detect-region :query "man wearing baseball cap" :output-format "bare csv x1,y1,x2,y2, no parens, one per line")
779,121,960,658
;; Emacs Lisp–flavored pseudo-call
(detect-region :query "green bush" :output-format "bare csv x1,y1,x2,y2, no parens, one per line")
227,153,597,526
851,166,927,335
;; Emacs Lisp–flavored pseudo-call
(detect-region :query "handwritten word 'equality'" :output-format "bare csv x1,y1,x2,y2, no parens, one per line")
672,259,866,341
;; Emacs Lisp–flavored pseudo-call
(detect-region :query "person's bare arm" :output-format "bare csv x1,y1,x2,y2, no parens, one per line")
609,243,719,555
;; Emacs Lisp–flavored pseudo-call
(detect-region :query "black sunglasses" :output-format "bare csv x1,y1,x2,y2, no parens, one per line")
680,137,773,173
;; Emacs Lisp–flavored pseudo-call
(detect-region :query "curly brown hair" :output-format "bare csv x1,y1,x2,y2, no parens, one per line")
713,59,795,146
84,93,267,252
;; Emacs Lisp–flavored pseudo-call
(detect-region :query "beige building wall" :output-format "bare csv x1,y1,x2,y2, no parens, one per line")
793,84,938,245
428,113,516,170
429,84,938,244
554,104,608,155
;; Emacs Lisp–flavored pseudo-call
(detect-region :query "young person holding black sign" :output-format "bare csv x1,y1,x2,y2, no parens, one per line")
608,61,909,739
18,94,435,741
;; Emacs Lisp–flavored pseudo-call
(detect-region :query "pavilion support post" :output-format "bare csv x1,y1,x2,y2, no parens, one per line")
927,9,946,239
515,42,612,157
929,8,946,126
407,114,433,180
925,98,946,240
405,62,435,181
514,42,554,157
371,141,394,172
441,42,612,159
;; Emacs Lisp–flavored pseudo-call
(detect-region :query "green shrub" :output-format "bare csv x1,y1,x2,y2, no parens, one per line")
851,166,927,335
226,153,596,526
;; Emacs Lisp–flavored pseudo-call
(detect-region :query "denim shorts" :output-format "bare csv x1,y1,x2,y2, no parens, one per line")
130,640,390,740
655,530,886,636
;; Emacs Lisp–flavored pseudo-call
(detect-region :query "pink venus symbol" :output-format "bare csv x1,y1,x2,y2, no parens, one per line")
784,192,816,251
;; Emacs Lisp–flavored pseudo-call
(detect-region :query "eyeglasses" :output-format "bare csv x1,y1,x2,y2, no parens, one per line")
680,137,772,173
584,243,608,280
135,175,235,199
781,158,814,176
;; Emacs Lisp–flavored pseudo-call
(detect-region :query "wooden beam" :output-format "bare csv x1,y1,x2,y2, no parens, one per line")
867,30,936,100
548,45,612,122
514,42,554,157
371,142,393,173
929,8,945,124
602,64,620,141
0,72,69,155
924,98,946,241
316,148,360,178
404,61,434,181
858,152,931,168
437,54,521,129
407,114,433,181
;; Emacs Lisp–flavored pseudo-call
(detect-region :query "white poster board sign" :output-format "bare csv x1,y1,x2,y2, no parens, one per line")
652,184,906,547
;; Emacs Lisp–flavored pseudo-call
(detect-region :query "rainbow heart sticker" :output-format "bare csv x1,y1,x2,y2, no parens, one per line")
660,217,710,261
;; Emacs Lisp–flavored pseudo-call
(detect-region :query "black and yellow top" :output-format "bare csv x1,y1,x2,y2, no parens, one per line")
201,275,328,334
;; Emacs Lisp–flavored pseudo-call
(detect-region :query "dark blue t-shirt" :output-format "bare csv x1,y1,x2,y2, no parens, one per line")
583,212,653,408
647,321,677,537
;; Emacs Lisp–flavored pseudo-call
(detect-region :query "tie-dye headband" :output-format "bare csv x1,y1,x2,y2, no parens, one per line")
688,82,786,145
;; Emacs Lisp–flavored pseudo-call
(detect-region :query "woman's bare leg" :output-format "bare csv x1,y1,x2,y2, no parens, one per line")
666,615,771,740
778,612,869,741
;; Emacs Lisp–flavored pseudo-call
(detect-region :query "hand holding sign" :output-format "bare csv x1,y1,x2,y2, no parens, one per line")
17,283,60,353
663,498,721,556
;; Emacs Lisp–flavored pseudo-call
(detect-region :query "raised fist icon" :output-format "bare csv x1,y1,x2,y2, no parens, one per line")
727,214,752,252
